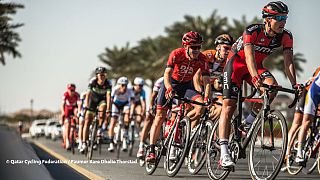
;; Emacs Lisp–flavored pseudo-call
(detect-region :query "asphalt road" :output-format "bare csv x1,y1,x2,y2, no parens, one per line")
27,135,320,180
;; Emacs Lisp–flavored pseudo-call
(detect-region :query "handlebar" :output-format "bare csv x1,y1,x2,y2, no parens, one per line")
261,84,299,108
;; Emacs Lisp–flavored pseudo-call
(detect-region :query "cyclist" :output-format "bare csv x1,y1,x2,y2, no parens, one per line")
284,67,320,161
130,77,147,136
61,83,80,149
194,34,234,121
219,1,301,168
146,31,211,163
295,70,320,163
77,91,87,152
18,120,23,136
136,77,163,158
81,67,112,152
108,76,134,152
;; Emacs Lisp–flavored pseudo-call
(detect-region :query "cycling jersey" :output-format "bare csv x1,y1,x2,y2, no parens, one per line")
153,77,164,92
202,49,225,83
304,72,320,115
223,23,293,99
62,91,79,119
62,91,80,109
111,86,134,117
167,48,209,83
132,88,146,105
305,67,320,91
87,77,112,111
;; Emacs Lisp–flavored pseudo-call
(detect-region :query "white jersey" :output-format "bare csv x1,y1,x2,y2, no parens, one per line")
111,86,134,106
153,77,164,92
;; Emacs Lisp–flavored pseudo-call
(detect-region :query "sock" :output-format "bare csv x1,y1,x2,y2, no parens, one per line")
245,112,257,125
220,139,229,159
297,142,303,157
150,144,155,154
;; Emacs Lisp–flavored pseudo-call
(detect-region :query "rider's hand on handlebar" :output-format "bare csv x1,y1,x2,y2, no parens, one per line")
204,97,212,106
292,83,304,96
251,74,263,89
165,87,176,99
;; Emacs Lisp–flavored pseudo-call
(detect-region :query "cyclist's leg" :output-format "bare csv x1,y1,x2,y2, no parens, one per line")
108,104,119,143
147,83,168,161
286,111,303,157
296,81,320,160
78,110,85,149
98,101,106,128
219,58,241,167
134,104,143,127
137,111,154,157
83,111,94,142
244,70,277,126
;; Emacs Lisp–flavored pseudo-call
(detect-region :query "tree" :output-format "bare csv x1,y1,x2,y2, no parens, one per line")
0,0,24,65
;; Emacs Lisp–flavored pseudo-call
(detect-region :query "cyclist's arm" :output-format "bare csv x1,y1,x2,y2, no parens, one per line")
193,68,203,92
244,44,259,78
106,91,111,113
283,49,297,85
202,75,211,99
164,67,173,90
85,91,91,109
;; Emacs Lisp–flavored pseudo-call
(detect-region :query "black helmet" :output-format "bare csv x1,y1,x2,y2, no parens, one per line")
262,1,288,18
95,67,107,74
214,34,234,46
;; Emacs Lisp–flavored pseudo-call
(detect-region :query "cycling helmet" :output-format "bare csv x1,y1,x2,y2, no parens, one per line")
67,83,76,90
117,76,128,85
262,1,288,18
95,67,107,74
182,31,204,46
214,34,234,46
134,77,144,85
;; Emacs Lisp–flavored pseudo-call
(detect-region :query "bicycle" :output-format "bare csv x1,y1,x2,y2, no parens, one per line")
86,109,103,160
165,96,212,177
206,83,298,180
144,101,177,175
187,99,222,175
69,115,78,155
286,115,320,175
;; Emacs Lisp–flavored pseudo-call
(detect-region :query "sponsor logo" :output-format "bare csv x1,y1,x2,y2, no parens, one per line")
248,25,259,32
254,45,276,53
223,72,229,89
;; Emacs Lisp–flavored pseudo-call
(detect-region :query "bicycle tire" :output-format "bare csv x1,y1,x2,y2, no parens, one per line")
302,127,320,174
317,149,320,175
129,125,135,156
165,116,191,177
286,126,303,175
187,120,213,175
71,127,75,154
249,110,287,180
206,120,230,180
87,121,97,160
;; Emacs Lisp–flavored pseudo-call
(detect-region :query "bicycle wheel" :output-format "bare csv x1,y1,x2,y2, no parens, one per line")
286,126,303,175
116,124,122,159
165,116,191,177
206,120,230,180
128,124,135,156
249,110,287,180
70,127,75,154
145,142,163,175
87,121,97,160
187,120,213,175
302,127,319,174
318,148,320,174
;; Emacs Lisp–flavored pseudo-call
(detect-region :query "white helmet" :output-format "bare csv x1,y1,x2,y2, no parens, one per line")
134,77,144,85
117,76,128,85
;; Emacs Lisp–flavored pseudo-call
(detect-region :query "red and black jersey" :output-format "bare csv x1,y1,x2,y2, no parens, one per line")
230,23,293,67
62,91,79,109
167,48,209,83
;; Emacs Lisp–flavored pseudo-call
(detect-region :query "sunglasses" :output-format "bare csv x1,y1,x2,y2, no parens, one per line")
190,46,201,50
221,46,231,51
272,15,288,22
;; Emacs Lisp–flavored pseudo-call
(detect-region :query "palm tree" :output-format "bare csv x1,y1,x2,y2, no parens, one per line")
0,1,24,65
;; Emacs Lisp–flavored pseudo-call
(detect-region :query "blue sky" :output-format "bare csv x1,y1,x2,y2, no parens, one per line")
0,0,319,113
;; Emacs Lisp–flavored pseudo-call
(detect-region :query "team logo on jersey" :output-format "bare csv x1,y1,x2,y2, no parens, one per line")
260,38,265,42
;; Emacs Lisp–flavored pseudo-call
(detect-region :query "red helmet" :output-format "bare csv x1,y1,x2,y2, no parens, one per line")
67,83,76,91
182,31,203,46
262,1,288,18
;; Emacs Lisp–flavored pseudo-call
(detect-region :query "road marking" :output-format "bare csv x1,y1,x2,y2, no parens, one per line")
33,141,105,180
